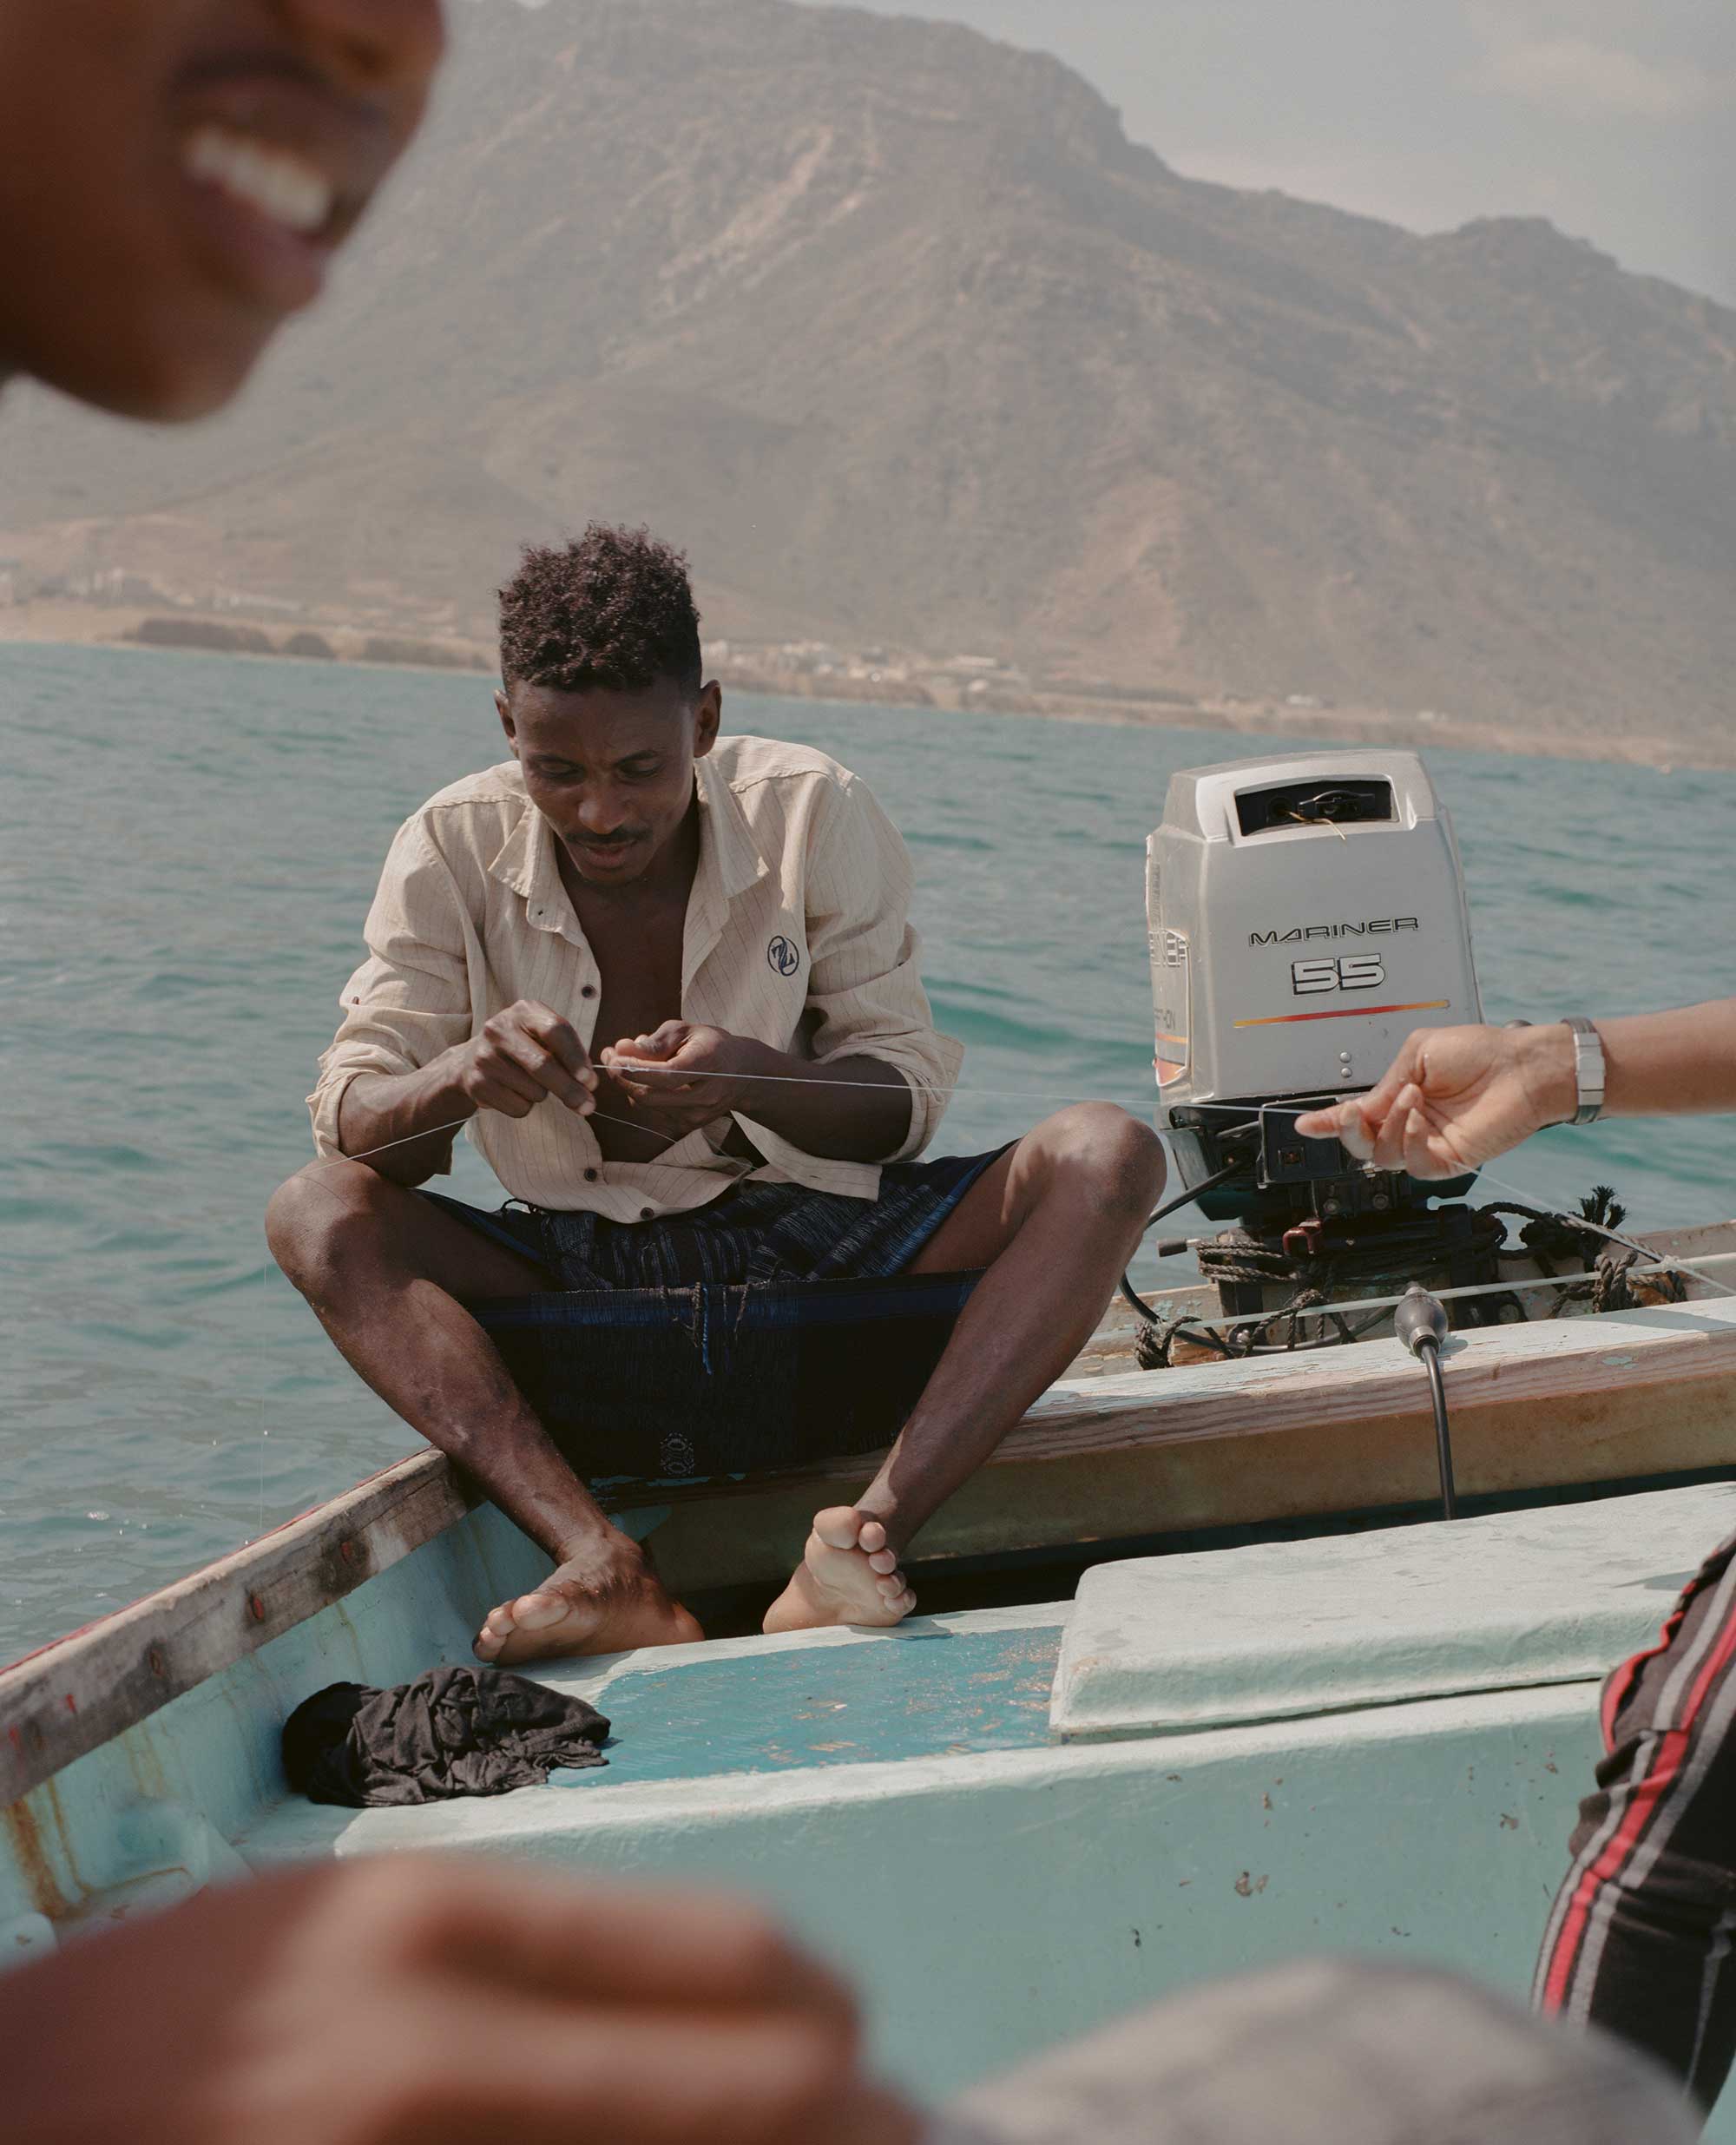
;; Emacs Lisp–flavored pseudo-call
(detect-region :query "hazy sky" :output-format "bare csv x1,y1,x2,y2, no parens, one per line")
801,0,1735,305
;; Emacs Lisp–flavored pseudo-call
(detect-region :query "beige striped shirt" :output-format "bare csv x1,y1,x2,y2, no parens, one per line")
308,734,963,1217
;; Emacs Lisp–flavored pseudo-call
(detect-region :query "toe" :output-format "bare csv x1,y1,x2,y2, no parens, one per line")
866,1546,899,1574
510,1589,571,1632
812,1505,865,1551
473,1627,503,1660
857,1519,888,1555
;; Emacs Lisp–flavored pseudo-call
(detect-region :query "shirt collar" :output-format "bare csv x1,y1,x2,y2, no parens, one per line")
694,753,769,903
485,795,554,910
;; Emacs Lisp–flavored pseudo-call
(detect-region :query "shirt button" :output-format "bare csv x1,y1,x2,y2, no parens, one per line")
584,1168,599,1183
581,984,596,999
639,1207,654,1221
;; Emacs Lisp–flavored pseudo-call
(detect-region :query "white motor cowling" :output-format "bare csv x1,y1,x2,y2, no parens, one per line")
1147,749,1483,1217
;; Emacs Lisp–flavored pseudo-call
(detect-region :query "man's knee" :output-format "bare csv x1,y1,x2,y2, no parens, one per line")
1036,1102,1166,1211
265,1158,395,1293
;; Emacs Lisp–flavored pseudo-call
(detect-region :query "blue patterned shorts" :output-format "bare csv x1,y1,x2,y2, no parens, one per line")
418,1148,1003,1292
418,1150,1005,1483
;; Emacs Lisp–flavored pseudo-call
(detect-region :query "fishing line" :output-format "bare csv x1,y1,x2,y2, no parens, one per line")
222,1070,1730,1543
314,1102,689,1172
324,1075,1734,1299
257,1253,270,1540
306,1064,1191,1176
569,1060,1176,1108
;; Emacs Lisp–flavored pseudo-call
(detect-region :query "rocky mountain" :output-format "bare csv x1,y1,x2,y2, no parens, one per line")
4,0,1734,740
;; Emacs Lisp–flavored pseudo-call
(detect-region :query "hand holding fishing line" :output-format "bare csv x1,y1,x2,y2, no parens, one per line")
454,999,598,1121
1294,1023,1577,1180
1298,1001,1736,1182
601,1020,770,1138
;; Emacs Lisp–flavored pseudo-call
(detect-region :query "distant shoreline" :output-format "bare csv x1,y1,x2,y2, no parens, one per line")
2,602,1727,775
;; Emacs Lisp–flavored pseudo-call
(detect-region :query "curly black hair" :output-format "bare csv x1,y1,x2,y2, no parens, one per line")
498,524,702,694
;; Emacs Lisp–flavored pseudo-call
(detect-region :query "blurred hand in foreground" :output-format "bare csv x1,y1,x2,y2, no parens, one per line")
1294,1023,1577,1180
6,1858,923,2145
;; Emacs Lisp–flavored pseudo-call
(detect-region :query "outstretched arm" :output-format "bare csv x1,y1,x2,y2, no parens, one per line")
1294,999,1736,1180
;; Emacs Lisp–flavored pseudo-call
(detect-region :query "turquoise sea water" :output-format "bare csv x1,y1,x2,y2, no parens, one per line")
2,642,1733,1662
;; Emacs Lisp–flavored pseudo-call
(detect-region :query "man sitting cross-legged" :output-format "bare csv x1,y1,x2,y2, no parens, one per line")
266,524,1165,1661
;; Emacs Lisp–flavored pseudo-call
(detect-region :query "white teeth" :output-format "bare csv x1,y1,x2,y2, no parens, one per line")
182,125,335,236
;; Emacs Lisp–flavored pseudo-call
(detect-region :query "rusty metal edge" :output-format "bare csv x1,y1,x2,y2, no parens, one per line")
0,1451,475,1806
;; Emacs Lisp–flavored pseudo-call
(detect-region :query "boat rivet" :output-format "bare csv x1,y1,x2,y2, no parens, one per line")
148,1647,167,1677
248,1594,266,1624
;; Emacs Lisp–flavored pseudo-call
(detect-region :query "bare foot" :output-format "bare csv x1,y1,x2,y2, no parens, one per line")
762,1507,917,1634
475,1552,703,1665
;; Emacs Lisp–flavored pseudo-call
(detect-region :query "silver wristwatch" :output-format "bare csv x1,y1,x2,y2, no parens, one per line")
1562,1016,1606,1125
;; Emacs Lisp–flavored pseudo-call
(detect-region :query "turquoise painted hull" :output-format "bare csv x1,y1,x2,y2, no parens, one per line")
7,1473,1736,2134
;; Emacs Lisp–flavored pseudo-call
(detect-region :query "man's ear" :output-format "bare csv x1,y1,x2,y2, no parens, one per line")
692,681,723,760
495,688,517,753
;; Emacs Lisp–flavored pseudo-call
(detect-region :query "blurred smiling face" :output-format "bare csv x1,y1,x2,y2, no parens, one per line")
0,0,445,420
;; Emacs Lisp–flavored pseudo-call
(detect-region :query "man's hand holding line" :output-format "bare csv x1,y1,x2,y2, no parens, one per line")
451,1000,598,1122
338,1000,595,1184
601,1021,773,1141
604,1022,913,1161
338,1005,912,1179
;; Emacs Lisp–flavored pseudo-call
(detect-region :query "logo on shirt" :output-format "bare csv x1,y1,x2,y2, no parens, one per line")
766,935,801,978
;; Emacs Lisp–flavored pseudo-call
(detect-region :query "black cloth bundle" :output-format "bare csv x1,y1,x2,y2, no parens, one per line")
282,1664,610,1806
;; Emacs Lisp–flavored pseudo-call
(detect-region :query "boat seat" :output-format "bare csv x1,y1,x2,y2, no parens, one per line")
1050,1478,1736,1740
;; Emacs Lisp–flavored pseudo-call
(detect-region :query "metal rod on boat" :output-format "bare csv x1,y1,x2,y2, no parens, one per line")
1396,1284,1457,1521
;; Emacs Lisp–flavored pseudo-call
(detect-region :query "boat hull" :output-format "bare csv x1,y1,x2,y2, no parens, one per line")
6,1279,1736,2131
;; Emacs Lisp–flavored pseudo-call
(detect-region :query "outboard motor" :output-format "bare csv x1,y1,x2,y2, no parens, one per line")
1147,750,1498,1318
